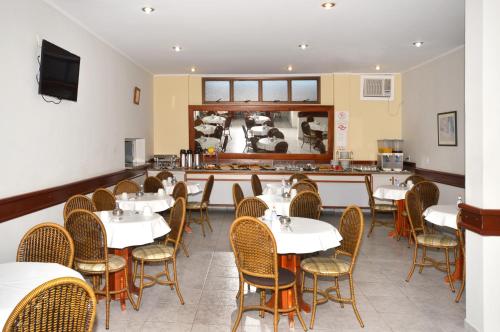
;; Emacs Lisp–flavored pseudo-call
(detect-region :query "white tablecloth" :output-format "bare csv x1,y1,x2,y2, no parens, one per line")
96,211,171,249
309,122,327,132
0,262,84,329
194,124,216,135
373,185,409,201
196,137,221,149
257,137,285,152
263,183,290,196
249,125,271,136
116,193,174,212
261,217,342,254
257,194,292,216
202,115,226,125
164,182,202,195
423,204,459,230
250,115,270,125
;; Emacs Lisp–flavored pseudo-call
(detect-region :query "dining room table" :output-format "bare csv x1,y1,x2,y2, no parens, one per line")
250,115,271,125
196,136,221,150
116,192,174,213
263,183,291,196
162,181,202,196
309,121,327,132
249,125,272,137
202,115,226,125
0,262,84,329
423,204,463,282
372,184,410,239
257,137,285,152
194,124,216,135
260,216,343,327
257,194,292,216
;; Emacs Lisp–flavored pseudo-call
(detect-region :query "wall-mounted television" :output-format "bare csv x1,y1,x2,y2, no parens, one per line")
38,40,80,101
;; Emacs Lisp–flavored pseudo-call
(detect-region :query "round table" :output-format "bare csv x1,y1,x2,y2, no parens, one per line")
202,115,226,125
0,262,84,329
249,125,272,137
373,185,410,239
309,122,327,132
194,124,216,135
196,137,221,150
250,115,270,125
96,210,171,249
116,193,173,213
263,183,290,196
163,182,202,196
257,194,292,216
257,137,285,152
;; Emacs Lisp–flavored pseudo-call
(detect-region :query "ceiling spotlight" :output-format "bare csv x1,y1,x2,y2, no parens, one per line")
412,41,424,47
287,65,293,72
141,7,155,14
375,65,381,71
321,2,336,9
172,45,182,52
299,44,309,50
190,67,196,73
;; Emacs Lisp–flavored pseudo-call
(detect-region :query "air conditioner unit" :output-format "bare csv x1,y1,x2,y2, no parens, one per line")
360,75,394,101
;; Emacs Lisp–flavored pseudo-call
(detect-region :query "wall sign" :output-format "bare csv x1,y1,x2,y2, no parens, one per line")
335,110,349,148
437,111,457,146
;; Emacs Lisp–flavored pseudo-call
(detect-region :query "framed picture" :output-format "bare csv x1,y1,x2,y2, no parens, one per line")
437,111,457,146
133,87,141,105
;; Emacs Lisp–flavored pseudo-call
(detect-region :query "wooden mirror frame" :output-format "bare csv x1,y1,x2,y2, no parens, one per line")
188,104,334,162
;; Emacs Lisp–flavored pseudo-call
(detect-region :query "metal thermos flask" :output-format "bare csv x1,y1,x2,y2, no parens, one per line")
179,149,186,168
193,148,202,168
186,149,193,168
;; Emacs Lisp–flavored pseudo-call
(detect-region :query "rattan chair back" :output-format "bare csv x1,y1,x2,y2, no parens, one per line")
213,125,223,139
172,181,188,201
336,206,364,270
274,141,288,153
232,183,245,208
165,198,187,254
251,174,263,196
411,181,439,211
113,179,140,195
144,176,163,193
236,197,269,218
4,277,96,332
63,195,96,220
194,118,203,126
229,216,278,279
156,171,174,181
289,173,309,182
201,175,215,205
405,190,427,237
364,175,375,209
291,181,316,193
65,209,108,266
92,188,116,211
404,175,426,184
301,178,319,192
267,128,280,138
289,191,322,220
16,223,74,267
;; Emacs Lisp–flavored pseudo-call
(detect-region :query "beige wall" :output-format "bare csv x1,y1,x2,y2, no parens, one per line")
154,74,402,160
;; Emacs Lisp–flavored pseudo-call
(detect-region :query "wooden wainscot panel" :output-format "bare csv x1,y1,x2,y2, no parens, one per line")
459,203,500,236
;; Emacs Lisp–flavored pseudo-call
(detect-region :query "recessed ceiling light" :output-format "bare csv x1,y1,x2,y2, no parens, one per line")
190,67,196,73
321,2,336,9
412,41,424,47
141,7,155,14
172,45,182,52
375,65,381,71
299,44,309,50
287,65,293,72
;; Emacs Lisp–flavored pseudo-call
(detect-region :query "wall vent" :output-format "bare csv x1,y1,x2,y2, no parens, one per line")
360,75,394,101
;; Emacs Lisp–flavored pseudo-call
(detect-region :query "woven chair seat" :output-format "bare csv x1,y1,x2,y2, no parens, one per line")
186,201,207,210
76,254,126,273
374,203,397,212
300,257,350,275
243,268,295,287
416,234,457,247
132,244,174,260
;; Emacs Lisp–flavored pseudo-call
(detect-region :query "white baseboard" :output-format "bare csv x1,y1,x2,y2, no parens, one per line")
464,319,479,332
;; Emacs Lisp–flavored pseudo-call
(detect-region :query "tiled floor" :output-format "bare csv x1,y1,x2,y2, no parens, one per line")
94,209,465,331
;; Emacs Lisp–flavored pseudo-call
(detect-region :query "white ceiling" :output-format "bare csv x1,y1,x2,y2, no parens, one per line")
46,0,465,75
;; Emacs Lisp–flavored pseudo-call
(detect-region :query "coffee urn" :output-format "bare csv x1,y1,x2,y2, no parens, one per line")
193,148,202,168
186,149,193,168
179,149,187,168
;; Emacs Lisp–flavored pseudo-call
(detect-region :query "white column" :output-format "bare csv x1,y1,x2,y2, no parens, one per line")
465,0,500,331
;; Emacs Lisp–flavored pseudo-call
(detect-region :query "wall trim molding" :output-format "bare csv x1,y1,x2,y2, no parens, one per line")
404,161,464,188
0,167,147,223
459,203,500,236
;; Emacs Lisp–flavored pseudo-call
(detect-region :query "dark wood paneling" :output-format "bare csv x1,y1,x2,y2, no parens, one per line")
404,161,464,188
0,167,148,223
459,203,500,236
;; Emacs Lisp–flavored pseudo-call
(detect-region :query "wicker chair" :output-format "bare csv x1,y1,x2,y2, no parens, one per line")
65,209,137,329
289,173,309,182
301,178,319,192
92,188,116,211
156,171,174,181
404,174,426,185
274,141,288,153
63,195,96,220
404,191,457,293
301,121,314,150
455,210,465,303
289,191,322,220
242,125,252,152
143,176,163,193
364,176,397,237
267,128,280,138
172,181,188,201
232,183,245,211
213,125,223,140
251,174,263,196
301,206,365,329
411,181,440,211
273,131,285,139
132,198,186,309
4,277,96,332
291,181,317,193
223,116,232,138
16,223,74,267
186,175,214,237
236,197,268,218
250,137,266,153
194,118,203,126
221,135,229,152
113,179,140,195
229,217,307,332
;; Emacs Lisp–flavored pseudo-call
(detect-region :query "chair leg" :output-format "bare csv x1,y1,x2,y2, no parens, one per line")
171,259,185,304
199,209,206,237
406,243,418,282
124,265,138,310
259,290,265,318
349,275,364,328
135,261,145,309
419,246,427,273
310,274,318,329
335,277,344,308
445,248,456,293
455,270,465,302
301,271,306,293
367,210,376,237
232,279,245,332
293,283,307,331
105,272,110,330
273,286,279,332
205,209,213,232
164,260,174,290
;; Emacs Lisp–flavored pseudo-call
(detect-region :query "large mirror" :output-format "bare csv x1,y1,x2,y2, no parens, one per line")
188,105,334,161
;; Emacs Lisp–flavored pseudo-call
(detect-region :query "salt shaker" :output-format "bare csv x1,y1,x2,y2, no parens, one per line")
457,196,463,207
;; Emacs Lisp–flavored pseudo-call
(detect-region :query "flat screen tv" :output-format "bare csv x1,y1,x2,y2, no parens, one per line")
38,40,80,101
